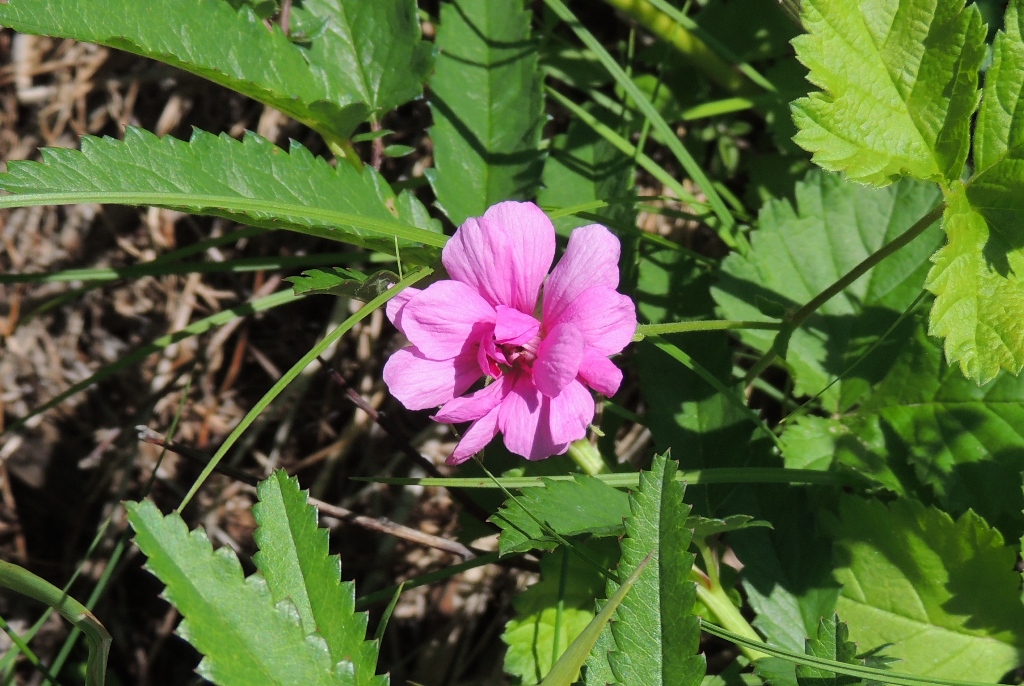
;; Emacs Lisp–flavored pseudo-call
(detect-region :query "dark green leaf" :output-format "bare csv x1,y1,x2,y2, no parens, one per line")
427,0,545,224
797,614,859,686
287,268,400,300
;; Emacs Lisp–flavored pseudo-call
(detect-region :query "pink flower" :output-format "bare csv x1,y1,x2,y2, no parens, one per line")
382,201,636,464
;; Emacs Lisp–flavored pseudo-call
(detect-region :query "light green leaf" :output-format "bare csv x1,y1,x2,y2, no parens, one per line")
252,472,384,686
126,499,353,685
291,0,432,117
713,170,943,410
791,0,985,185
427,0,545,224
926,0,1024,383
601,454,706,686
502,542,617,684
491,476,631,555
0,0,370,139
538,109,635,236
825,495,1024,680
0,128,445,253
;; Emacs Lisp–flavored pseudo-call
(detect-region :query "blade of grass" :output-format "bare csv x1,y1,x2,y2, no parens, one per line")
178,267,434,509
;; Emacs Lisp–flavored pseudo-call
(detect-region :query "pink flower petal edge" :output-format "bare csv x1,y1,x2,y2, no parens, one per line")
383,201,636,463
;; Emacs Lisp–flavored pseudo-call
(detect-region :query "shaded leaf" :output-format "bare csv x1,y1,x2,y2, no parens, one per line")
287,268,400,300
713,170,943,411
0,128,444,254
824,495,1024,680
796,614,859,686
126,500,352,685
791,0,985,185
252,471,384,686
427,0,544,224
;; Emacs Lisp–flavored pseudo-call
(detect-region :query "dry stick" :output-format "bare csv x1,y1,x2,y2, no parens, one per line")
136,427,476,560
742,202,947,388
319,359,497,526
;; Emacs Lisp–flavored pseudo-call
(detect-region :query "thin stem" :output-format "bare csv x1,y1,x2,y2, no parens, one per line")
636,320,782,339
743,202,946,386
567,439,608,475
691,567,767,662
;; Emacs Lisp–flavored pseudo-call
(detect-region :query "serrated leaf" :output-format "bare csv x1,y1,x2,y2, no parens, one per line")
729,487,840,655
502,541,617,684
491,476,631,555
791,0,985,185
287,268,400,300
538,109,635,236
252,472,384,686
427,0,544,224
713,170,943,411
290,0,432,117
0,128,444,254
687,514,771,544
824,495,1024,680
797,614,859,686
0,0,372,138
599,454,706,686
126,499,352,686
926,1,1024,383
785,321,1024,536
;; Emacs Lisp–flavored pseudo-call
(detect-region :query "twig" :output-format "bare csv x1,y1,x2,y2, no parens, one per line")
136,427,477,560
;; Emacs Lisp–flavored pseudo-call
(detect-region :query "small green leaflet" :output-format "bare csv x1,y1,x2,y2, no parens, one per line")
824,495,1024,681
791,0,985,185
0,0,369,139
290,0,433,118
287,268,400,300
491,475,631,555
252,471,384,686
0,128,444,254
427,0,545,224
926,0,1024,383
585,454,706,686
127,499,359,685
713,170,943,411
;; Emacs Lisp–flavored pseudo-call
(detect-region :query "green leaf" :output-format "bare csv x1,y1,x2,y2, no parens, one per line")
0,0,370,139
824,495,1024,680
729,487,841,655
502,542,617,684
290,0,432,117
926,1,1024,383
491,476,631,555
599,454,706,686
688,515,770,544
538,109,635,236
791,0,986,185
252,472,384,686
427,0,545,224
786,321,1024,536
713,170,943,410
0,128,445,253
126,500,353,685
286,268,400,299
797,614,860,686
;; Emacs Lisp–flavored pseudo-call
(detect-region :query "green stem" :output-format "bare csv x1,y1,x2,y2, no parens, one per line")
567,439,609,475
743,202,946,386
636,320,782,339
691,567,767,662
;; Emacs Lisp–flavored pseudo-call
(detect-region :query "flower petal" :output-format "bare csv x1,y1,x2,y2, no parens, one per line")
498,375,567,460
494,305,541,345
447,406,501,465
533,322,585,397
385,286,421,335
543,224,620,325
577,347,623,397
556,286,637,356
383,347,480,410
547,379,594,445
442,201,555,313
434,375,512,423
402,280,496,360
